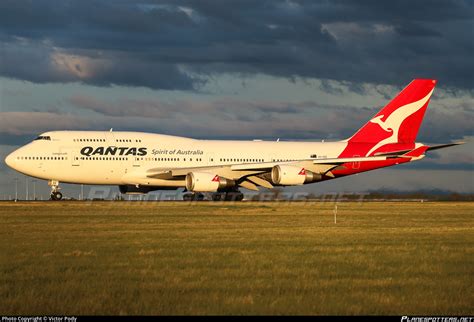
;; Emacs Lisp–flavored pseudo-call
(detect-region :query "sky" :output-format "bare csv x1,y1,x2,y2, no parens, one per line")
0,0,473,199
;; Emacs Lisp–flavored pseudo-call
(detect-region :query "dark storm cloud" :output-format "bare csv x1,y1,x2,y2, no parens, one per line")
394,22,442,37
0,0,472,89
65,94,473,142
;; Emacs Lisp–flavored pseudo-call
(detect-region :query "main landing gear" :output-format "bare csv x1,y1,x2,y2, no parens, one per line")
183,193,205,201
183,191,244,201
48,180,63,201
211,191,244,201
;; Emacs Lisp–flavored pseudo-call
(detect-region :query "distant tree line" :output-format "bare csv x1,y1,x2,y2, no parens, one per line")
250,188,474,201
361,191,474,201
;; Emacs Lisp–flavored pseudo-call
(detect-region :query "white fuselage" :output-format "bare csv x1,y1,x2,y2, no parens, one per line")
5,131,347,188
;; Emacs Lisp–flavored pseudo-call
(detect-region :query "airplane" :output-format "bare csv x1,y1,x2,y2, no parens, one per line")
4,79,463,201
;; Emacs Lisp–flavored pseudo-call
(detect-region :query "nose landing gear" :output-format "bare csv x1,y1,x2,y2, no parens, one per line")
48,180,63,201
51,191,63,201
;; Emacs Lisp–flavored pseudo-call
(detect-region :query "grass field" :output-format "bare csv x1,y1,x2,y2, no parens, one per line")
0,201,473,315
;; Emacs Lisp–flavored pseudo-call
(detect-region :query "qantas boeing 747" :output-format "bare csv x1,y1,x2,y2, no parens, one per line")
4,79,462,201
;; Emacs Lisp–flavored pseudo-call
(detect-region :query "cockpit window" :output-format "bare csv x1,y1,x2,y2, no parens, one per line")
34,136,51,141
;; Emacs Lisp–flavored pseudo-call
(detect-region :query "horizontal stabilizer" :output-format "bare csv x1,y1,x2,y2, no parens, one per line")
401,146,429,158
374,149,412,156
427,142,465,151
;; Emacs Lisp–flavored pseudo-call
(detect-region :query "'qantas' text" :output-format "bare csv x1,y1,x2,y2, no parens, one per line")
80,146,147,157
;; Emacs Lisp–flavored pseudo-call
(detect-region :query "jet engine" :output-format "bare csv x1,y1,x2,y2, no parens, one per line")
271,165,322,186
185,172,235,192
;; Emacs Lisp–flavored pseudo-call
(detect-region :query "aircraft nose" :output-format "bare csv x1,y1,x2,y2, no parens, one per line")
5,151,17,170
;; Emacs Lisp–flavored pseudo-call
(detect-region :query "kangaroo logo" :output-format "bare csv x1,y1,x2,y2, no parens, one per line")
366,89,434,156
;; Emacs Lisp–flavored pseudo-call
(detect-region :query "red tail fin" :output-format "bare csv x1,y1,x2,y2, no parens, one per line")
340,79,436,157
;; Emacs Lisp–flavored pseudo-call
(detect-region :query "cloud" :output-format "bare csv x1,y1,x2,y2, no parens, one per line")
2,85,470,146
0,0,472,90
0,41,198,89
66,94,473,142
420,108,474,142
0,112,91,135
67,94,374,137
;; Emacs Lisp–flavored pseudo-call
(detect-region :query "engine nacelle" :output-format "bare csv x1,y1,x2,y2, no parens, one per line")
185,172,235,192
271,165,322,186
118,185,176,194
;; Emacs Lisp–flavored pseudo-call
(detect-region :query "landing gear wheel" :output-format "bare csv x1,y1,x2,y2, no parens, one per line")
183,193,205,201
224,192,244,201
211,193,225,201
51,191,63,201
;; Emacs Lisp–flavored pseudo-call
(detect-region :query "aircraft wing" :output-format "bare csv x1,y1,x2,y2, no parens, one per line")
141,143,463,190
146,165,268,181
143,155,391,190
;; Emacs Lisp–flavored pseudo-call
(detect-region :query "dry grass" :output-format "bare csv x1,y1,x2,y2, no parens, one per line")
0,201,472,315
